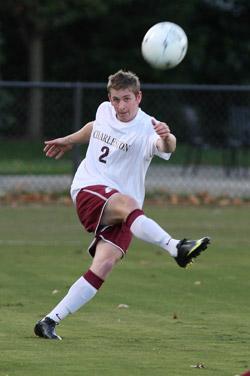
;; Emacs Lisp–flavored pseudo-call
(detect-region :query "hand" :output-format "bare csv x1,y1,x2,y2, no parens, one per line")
43,137,73,159
152,118,176,153
152,119,171,140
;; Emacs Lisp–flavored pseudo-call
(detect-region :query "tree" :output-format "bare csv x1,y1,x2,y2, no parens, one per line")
0,0,250,94
0,0,131,138
188,0,250,83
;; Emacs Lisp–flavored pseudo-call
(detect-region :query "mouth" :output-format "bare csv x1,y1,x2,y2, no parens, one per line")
117,112,129,119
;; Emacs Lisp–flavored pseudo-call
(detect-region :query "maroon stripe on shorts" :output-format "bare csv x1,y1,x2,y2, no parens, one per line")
84,269,104,290
125,209,144,229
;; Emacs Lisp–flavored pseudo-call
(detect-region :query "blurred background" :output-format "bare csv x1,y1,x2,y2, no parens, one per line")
0,0,249,200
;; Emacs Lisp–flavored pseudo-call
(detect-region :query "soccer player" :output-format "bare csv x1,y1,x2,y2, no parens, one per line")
34,70,210,340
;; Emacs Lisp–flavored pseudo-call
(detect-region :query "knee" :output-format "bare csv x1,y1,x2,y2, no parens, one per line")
114,195,139,220
102,193,140,225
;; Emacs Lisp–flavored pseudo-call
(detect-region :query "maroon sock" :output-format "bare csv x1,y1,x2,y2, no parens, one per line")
84,269,104,290
125,209,144,229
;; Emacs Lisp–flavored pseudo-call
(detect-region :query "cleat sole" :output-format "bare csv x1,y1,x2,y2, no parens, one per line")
187,237,210,259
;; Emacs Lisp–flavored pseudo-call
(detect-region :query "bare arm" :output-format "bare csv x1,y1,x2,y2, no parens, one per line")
152,119,176,153
44,121,93,159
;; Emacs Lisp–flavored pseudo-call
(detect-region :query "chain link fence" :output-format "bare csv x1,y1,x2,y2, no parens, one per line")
0,81,249,198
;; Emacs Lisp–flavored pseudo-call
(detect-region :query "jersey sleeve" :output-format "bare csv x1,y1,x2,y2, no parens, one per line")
147,133,171,161
153,135,172,160
93,101,110,128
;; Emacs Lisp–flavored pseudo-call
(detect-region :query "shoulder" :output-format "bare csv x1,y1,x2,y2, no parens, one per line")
96,101,112,118
138,108,155,135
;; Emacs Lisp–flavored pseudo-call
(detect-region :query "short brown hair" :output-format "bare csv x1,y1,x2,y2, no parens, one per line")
107,69,140,94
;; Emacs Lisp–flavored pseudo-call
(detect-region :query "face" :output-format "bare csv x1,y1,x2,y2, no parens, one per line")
108,88,142,122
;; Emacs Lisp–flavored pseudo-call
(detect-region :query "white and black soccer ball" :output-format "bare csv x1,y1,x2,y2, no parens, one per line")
141,21,188,70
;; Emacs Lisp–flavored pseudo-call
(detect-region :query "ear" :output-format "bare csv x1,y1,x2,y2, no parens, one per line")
137,91,142,104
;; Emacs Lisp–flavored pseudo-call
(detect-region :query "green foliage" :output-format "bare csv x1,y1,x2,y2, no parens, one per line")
0,90,15,133
189,0,250,84
0,204,249,375
0,0,125,30
0,27,5,66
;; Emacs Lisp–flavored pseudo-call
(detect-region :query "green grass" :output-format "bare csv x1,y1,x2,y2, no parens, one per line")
0,204,249,376
0,139,248,174
0,140,74,174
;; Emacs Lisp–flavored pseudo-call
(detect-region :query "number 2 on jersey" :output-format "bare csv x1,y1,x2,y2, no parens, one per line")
99,146,110,164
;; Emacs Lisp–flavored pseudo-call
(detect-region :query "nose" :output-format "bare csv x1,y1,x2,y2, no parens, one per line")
118,100,126,111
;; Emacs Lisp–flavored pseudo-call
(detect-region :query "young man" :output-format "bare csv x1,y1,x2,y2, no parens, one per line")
34,70,210,340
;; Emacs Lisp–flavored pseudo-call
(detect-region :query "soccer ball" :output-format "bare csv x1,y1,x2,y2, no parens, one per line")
141,21,188,70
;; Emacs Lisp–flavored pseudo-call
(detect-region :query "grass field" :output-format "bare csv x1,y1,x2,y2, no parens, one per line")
0,203,249,376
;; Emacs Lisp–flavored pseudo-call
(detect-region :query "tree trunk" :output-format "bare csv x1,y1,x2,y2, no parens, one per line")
27,32,43,139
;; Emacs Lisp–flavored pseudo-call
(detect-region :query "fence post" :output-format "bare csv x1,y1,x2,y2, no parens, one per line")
72,83,82,175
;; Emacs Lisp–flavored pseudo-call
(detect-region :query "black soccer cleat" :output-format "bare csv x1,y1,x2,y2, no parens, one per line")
175,237,210,268
34,317,62,340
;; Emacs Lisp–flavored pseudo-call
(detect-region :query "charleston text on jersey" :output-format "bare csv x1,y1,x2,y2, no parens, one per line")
93,130,130,152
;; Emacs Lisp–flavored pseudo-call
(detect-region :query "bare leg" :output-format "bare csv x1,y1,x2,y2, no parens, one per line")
101,193,179,256
44,240,122,322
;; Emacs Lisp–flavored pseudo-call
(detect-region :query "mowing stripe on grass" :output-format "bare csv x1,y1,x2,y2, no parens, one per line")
0,239,83,246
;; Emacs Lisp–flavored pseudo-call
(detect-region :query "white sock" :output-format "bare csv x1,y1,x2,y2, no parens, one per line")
130,215,179,257
46,276,97,323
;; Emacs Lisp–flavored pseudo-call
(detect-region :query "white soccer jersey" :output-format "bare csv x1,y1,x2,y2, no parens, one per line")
71,101,171,208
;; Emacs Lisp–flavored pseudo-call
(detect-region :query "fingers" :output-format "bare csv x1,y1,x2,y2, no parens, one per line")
43,144,52,153
151,118,157,126
43,140,58,154
156,125,170,137
43,144,49,152
44,139,58,147
152,120,171,138
44,143,64,159
152,119,170,131
55,150,65,160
